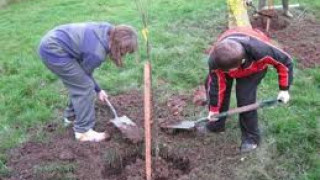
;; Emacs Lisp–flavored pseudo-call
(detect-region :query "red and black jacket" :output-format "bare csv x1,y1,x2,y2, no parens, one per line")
206,28,293,113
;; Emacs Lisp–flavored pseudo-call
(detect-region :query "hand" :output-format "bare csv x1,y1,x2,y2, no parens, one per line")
98,90,109,103
207,111,219,122
277,90,290,104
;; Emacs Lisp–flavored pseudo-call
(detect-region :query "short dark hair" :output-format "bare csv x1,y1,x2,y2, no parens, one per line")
209,39,245,70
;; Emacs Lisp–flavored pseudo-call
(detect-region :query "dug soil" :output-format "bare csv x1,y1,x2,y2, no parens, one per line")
250,9,320,68
5,10,320,180
6,90,241,180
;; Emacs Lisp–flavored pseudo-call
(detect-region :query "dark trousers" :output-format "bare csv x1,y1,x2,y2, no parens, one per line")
259,0,289,11
208,69,267,144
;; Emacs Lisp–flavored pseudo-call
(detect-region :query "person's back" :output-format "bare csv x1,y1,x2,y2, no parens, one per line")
42,22,112,62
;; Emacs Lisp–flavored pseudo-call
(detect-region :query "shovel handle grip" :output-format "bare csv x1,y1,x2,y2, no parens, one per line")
105,99,119,118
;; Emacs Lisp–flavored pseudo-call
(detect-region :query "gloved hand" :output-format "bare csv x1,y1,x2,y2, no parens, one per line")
98,90,109,102
277,90,290,103
207,111,219,122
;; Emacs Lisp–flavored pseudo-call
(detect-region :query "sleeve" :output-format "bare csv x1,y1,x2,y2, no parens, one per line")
247,38,293,90
267,46,293,90
205,70,227,113
78,27,108,93
89,74,101,93
80,53,103,93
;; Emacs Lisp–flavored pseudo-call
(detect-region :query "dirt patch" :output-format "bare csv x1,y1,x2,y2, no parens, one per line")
102,148,190,180
250,9,320,68
112,121,143,144
6,10,320,180
5,90,241,180
251,12,290,31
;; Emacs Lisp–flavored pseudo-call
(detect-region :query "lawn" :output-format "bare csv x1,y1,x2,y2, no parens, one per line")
0,0,319,179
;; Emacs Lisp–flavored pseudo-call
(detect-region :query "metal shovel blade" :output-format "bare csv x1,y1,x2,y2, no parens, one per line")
110,116,137,127
110,116,143,143
162,121,197,130
161,117,207,131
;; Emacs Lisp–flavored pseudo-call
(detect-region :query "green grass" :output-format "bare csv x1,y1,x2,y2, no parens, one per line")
33,162,76,179
0,0,319,179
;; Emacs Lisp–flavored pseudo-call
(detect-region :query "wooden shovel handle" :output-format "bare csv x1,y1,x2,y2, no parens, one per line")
195,99,279,125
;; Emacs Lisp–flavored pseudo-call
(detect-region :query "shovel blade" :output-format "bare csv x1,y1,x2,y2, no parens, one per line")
110,116,143,143
110,116,137,127
161,121,197,130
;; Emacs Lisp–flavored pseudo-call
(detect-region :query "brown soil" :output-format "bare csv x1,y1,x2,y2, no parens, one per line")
5,90,241,180
250,9,320,68
6,9,320,180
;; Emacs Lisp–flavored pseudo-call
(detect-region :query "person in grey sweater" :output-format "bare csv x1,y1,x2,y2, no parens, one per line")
38,22,138,142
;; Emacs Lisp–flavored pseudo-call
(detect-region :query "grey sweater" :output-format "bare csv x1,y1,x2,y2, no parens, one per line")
39,22,113,92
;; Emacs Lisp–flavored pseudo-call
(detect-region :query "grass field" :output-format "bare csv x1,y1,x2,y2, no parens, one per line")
0,0,319,179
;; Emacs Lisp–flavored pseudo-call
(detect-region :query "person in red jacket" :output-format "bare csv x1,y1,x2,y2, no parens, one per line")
203,27,293,153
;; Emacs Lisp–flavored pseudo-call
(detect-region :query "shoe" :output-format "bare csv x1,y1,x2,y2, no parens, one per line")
283,10,293,18
196,120,225,135
240,139,258,153
63,116,75,127
206,120,225,133
75,129,108,142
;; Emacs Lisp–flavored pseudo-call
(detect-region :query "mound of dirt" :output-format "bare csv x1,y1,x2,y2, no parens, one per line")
250,9,320,68
251,10,290,31
6,10,320,180
6,90,241,180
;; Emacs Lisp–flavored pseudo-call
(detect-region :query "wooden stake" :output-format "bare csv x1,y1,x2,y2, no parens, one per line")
266,18,271,32
144,62,152,180
266,0,273,32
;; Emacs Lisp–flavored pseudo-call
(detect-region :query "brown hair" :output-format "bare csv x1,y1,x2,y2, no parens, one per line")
109,25,138,67
209,39,245,70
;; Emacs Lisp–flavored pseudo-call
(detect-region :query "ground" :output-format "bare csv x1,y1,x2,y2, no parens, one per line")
6,91,241,180
4,11,320,178
1,0,320,180
250,9,320,68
